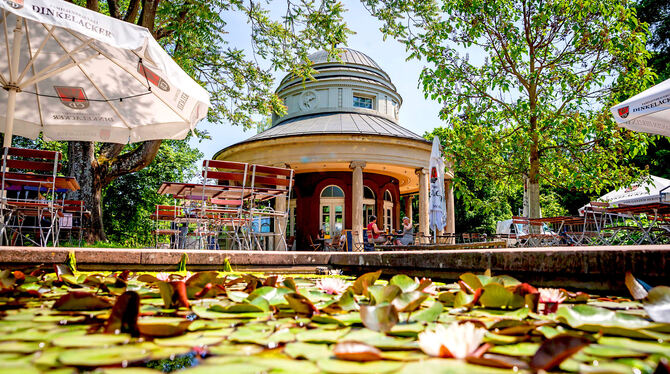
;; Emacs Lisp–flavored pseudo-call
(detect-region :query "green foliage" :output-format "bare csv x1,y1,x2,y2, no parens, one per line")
178,253,189,272
65,252,77,274
102,140,201,246
367,0,656,218
223,258,233,273
636,0,670,82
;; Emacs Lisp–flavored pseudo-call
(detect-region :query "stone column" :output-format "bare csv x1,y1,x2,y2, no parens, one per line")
416,168,429,244
404,195,413,221
273,195,287,250
445,179,456,244
273,163,289,251
350,161,366,249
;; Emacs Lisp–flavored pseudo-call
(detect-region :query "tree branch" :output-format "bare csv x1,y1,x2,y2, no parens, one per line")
155,4,190,40
98,143,125,161
103,140,163,184
124,0,141,23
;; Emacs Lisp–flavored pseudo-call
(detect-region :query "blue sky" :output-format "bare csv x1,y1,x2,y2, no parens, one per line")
189,0,444,160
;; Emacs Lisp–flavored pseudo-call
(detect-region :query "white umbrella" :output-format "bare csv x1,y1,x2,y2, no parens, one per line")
429,137,446,241
611,78,670,137
0,0,210,146
579,175,670,215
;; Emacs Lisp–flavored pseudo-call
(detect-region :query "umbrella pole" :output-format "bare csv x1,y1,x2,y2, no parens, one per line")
3,16,23,148
3,89,17,148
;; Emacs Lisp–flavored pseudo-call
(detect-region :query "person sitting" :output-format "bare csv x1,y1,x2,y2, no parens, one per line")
338,232,347,250
367,215,387,245
395,216,415,246
316,229,326,249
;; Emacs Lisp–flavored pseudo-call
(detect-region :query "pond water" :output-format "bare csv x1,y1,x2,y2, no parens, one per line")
0,265,668,373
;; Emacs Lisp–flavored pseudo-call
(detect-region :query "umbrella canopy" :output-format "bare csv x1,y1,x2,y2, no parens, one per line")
611,78,670,137
0,0,209,146
579,175,670,214
429,137,446,233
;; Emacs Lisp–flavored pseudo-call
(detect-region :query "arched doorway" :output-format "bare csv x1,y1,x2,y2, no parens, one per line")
363,186,376,225
383,190,393,231
320,185,345,237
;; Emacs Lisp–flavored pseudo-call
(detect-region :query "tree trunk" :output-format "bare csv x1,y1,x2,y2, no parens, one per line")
67,141,106,243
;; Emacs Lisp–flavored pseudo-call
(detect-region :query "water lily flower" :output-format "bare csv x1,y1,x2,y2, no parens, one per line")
418,322,486,359
155,272,170,281
539,288,567,314
415,277,437,295
316,277,348,295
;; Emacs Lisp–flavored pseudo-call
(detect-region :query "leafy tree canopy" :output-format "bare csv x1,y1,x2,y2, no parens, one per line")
365,0,655,218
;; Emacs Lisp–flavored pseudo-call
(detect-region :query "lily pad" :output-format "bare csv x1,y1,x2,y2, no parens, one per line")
478,283,524,309
52,333,130,347
367,285,401,305
137,317,193,337
643,286,670,323
391,291,428,313
207,343,264,356
296,327,351,343
360,304,399,332
389,275,419,293
489,342,540,356
153,332,224,347
57,346,151,367
52,292,112,311
333,341,382,362
597,337,670,356
316,358,403,373
284,342,332,361
410,300,443,322
352,271,382,295
557,304,670,339
0,341,42,353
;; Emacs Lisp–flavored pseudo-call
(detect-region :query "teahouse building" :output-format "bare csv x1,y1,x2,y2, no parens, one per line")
214,48,454,249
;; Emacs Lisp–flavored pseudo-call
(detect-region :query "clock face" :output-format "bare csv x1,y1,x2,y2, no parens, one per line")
300,91,318,111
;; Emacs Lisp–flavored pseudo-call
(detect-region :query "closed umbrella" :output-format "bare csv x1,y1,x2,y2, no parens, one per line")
0,0,209,147
611,78,670,136
429,136,446,242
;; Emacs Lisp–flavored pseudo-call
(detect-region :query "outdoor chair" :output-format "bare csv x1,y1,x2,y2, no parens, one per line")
58,200,89,246
0,147,73,246
308,235,322,251
151,204,183,249
325,236,340,251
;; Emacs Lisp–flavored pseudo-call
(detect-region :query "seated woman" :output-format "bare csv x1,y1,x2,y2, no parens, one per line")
316,229,326,249
395,216,414,246
367,215,387,245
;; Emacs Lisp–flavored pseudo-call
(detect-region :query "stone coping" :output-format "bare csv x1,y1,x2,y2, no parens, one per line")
1,245,668,291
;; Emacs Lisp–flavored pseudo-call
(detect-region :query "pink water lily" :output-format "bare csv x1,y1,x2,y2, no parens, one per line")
155,272,170,281
418,322,486,359
539,288,567,314
316,277,348,295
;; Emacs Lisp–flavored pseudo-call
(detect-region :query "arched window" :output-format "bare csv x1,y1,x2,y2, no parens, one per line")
320,185,344,237
383,190,394,231
321,185,344,198
364,186,375,200
363,186,375,225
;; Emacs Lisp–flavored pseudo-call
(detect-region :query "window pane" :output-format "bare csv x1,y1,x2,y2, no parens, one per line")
353,96,373,109
364,187,374,199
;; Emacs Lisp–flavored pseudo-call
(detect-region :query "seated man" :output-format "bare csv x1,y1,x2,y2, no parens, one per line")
367,215,387,245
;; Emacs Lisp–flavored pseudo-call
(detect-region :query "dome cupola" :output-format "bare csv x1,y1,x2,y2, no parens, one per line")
272,48,403,126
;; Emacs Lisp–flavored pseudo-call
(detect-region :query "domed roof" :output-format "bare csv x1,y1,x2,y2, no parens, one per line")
235,112,426,146
308,48,382,70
